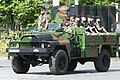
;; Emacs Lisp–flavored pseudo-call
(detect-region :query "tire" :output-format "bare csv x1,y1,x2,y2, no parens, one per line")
94,49,110,72
49,50,68,74
67,59,77,71
12,56,30,74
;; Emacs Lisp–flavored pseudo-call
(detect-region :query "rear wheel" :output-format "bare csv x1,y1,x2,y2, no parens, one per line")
49,50,68,74
94,49,110,72
12,56,30,74
67,59,77,71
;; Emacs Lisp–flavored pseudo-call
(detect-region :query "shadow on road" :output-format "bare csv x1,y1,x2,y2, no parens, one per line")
27,69,120,75
27,72,52,75
109,69,120,72
0,66,10,68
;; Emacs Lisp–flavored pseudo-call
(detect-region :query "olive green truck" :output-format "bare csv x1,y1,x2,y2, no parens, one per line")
7,27,118,74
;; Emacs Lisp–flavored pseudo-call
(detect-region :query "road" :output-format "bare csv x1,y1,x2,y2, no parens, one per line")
0,57,120,80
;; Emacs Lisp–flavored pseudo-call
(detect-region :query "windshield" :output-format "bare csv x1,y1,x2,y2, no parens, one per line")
48,23,61,31
32,23,62,32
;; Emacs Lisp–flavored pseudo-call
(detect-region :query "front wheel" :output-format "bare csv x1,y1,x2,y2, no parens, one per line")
49,50,68,74
94,49,110,72
12,56,30,74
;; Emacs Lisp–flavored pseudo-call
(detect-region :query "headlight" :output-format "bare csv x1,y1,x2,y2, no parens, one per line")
41,43,52,48
119,46,120,50
41,43,45,48
47,44,51,48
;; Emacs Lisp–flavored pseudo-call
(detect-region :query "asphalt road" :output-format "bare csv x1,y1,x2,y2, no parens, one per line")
0,57,120,80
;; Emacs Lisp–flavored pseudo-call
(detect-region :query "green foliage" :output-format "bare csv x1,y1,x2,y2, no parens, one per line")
60,0,119,6
14,0,43,28
0,0,12,27
0,0,43,28
0,0,119,29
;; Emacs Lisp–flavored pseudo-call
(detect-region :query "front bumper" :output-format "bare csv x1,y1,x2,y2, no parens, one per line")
6,48,49,57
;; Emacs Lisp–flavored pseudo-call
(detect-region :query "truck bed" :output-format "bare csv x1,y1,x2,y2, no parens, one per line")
85,33,118,46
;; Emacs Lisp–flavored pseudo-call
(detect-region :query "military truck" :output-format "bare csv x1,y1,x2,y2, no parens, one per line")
7,24,118,74
7,5,118,74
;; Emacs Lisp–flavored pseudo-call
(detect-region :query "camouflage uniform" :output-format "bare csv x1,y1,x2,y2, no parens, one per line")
53,13,63,23
38,8,49,30
52,6,69,23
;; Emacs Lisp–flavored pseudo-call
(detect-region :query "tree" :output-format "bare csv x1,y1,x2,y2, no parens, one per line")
0,0,119,30
0,0,43,30
0,0,13,28
59,0,119,6
14,0,43,29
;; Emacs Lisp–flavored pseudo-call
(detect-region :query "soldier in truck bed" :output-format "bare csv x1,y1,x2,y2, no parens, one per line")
64,15,78,33
85,16,99,34
95,16,109,35
79,16,96,34
81,16,109,35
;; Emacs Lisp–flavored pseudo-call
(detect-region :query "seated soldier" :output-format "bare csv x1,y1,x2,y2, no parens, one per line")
75,15,81,27
70,15,76,26
95,17,109,35
86,16,103,35
80,16,87,27
38,8,49,30
76,16,90,34
77,16,91,35
83,16,95,34
64,15,76,33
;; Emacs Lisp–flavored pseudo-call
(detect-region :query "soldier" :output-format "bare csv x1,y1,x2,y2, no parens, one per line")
38,8,49,30
79,16,93,34
70,15,76,26
95,17,109,35
80,16,87,27
85,16,98,35
53,6,69,24
65,15,77,33
75,15,81,27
